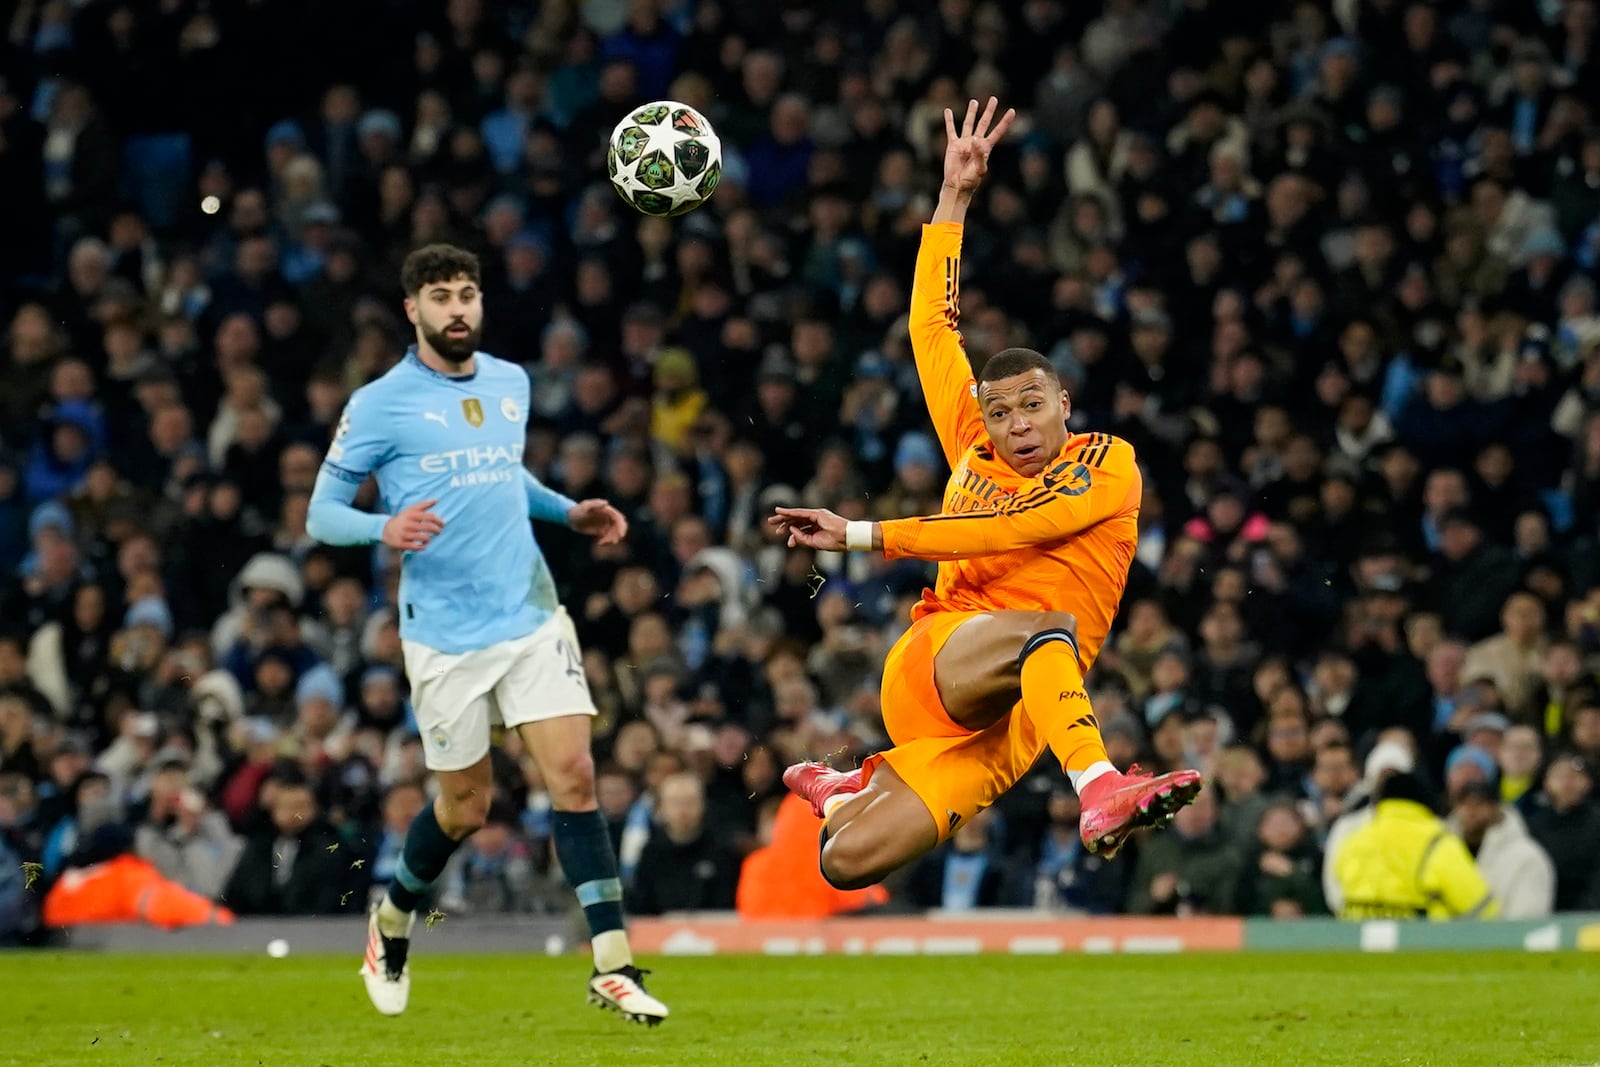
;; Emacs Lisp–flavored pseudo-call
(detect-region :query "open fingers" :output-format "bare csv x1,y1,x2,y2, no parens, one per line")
960,97,978,139
983,106,1017,149
944,106,958,145
975,96,998,139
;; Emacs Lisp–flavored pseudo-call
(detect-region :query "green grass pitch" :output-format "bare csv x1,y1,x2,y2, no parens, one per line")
3,951,1598,1066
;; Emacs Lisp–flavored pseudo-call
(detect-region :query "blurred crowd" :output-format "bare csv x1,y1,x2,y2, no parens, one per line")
4,0,1600,941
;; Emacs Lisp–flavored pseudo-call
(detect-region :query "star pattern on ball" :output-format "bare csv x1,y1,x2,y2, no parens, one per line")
608,101,722,216
613,124,694,210
655,127,706,211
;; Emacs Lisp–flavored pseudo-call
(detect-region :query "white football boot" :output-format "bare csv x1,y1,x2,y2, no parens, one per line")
588,966,669,1025
359,905,413,1016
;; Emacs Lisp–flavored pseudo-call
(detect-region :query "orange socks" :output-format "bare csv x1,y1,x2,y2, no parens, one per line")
1018,636,1113,787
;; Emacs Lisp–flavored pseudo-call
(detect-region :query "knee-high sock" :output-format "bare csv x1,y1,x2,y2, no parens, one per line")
1017,629,1113,791
552,809,631,972
382,802,464,927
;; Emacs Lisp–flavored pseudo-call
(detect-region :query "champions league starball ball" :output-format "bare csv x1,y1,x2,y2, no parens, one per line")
606,100,723,217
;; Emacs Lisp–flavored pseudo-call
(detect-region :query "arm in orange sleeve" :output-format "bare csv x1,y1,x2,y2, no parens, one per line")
909,222,985,467
879,439,1141,560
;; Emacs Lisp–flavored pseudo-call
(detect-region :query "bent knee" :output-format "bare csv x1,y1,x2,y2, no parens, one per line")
437,793,491,838
820,831,884,892
1034,610,1078,636
1015,612,1080,668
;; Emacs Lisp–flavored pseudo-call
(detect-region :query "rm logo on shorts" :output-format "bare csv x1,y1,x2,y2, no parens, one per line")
429,726,451,753
462,398,484,427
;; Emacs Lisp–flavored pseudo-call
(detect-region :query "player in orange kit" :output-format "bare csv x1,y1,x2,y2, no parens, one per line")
772,98,1202,891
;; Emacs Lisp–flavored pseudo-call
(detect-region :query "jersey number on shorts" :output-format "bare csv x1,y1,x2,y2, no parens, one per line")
558,639,586,686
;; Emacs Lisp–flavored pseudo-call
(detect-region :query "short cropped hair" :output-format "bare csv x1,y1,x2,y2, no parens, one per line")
400,244,480,295
978,347,1057,386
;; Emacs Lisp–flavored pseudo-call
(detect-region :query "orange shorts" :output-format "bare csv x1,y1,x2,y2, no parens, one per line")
863,611,1047,844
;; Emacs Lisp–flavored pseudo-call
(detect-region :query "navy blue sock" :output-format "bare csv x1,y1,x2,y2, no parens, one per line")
551,808,625,939
386,803,462,914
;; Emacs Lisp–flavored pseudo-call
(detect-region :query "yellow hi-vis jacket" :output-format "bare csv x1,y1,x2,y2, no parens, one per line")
1333,799,1499,920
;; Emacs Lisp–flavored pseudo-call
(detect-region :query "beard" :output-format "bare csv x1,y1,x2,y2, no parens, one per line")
420,319,482,364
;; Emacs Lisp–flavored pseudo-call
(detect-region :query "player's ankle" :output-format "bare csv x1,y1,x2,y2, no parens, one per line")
591,930,632,973
1069,760,1115,793
377,895,414,939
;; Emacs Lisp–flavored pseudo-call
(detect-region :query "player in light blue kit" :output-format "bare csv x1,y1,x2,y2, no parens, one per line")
307,244,668,1024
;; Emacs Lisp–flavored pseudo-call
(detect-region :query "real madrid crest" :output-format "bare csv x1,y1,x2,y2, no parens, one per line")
462,398,484,427
501,396,521,422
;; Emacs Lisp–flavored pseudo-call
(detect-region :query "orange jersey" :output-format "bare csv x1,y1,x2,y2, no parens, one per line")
881,223,1141,666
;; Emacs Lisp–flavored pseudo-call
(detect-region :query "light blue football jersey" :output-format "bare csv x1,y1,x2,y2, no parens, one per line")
311,349,563,654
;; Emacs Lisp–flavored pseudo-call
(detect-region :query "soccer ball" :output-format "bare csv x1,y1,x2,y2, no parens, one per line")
607,101,722,217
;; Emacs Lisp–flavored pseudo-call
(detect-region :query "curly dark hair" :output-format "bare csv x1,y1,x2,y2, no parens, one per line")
400,243,481,296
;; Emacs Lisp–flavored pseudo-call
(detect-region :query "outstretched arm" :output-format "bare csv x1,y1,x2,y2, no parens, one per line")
877,458,1136,559
912,98,1016,468
771,442,1140,560
909,223,983,466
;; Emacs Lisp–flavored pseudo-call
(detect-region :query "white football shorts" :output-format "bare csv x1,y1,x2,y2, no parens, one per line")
401,607,596,772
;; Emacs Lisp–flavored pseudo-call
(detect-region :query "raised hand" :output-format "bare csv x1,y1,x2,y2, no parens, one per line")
567,499,628,545
382,498,445,551
942,96,1017,197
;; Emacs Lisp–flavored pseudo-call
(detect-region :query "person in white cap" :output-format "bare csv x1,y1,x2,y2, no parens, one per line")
1321,734,1417,913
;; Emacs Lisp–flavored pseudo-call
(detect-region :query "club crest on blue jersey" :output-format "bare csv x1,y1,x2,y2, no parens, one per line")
501,396,521,422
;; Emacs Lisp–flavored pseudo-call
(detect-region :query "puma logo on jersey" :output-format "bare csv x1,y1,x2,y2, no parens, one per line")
423,411,448,427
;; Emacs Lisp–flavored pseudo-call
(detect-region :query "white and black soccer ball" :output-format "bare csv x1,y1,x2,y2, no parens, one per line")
606,100,722,217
